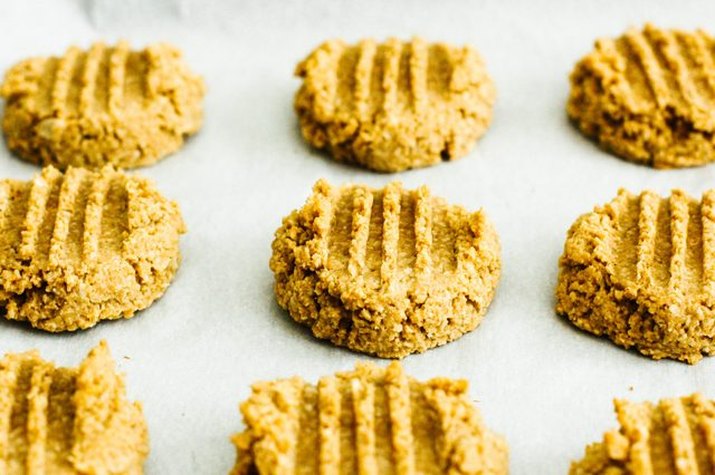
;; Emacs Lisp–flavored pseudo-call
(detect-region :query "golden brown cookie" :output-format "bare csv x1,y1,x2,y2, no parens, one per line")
556,188,715,363
230,361,508,475
568,24,715,168
571,393,715,474
270,179,501,358
295,38,495,172
1,41,205,169
0,341,149,474
0,165,186,332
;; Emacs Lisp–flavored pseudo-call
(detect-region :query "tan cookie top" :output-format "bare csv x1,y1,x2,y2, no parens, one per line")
295,38,495,172
230,362,508,475
0,165,186,332
571,393,715,474
0,341,148,474
556,188,715,363
0,41,205,169
568,24,715,168
271,179,501,358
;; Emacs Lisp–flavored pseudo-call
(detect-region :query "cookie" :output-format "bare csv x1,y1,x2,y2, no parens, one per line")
568,24,715,168
295,37,495,172
0,165,186,332
1,41,205,169
556,188,715,363
0,341,148,474
571,393,715,474
270,179,501,358
230,361,508,475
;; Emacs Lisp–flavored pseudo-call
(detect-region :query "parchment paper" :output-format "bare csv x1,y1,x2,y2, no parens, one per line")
3,1,715,472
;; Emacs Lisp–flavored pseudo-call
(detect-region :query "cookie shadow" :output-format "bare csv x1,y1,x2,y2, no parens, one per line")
263,278,386,361
290,121,372,173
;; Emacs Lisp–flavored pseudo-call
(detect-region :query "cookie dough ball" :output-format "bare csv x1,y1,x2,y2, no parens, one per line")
0,341,149,474
231,362,508,475
568,24,715,168
1,41,205,169
571,393,714,474
556,188,715,363
0,165,186,331
270,179,501,358
295,37,495,172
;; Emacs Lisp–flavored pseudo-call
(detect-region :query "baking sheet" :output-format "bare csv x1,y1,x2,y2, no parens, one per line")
3,0,715,472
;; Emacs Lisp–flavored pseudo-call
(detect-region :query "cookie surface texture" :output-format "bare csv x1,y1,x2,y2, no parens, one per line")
230,361,508,475
270,179,501,358
571,393,715,474
568,24,715,168
0,41,205,169
0,341,149,474
0,165,186,332
556,188,715,363
295,37,495,172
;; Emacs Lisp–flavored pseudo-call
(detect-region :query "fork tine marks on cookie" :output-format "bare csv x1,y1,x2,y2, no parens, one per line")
662,398,701,475
635,191,661,293
667,191,691,304
691,394,715,468
78,42,105,115
625,27,677,113
80,169,112,264
413,186,433,292
701,191,715,302
50,46,81,117
573,395,715,474
25,360,54,473
19,167,63,261
351,377,377,475
380,182,402,293
107,42,130,115
408,38,429,115
0,354,23,474
347,187,373,291
354,40,377,122
48,168,86,267
380,39,403,122
317,376,341,472
385,364,416,475
645,27,698,116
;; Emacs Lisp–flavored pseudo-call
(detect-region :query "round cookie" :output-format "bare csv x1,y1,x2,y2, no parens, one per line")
570,393,714,474
0,41,205,169
231,362,508,475
556,188,715,363
0,165,186,331
270,179,501,358
568,24,715,168
294,37,495,172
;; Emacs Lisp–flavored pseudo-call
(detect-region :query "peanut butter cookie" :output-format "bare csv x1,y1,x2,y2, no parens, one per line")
556,188,715,363
571,393,715,474
270,179,501,358
0,165,186,332
568,24,715,168
295,38,495,172
230,362,508,475
0,341,148,474
1,41,205,169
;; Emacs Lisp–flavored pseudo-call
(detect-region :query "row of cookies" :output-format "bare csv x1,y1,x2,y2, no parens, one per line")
1,24,713,173
2,164,709,366
2,341,712,474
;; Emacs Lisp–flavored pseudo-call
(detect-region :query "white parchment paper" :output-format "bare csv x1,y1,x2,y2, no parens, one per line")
3,1,715,473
